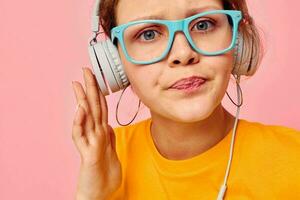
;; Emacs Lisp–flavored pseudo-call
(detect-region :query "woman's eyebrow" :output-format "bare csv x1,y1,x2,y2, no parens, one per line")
128,5,222,22
187,6,222,16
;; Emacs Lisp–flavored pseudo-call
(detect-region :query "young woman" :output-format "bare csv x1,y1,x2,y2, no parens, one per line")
71,0,300,199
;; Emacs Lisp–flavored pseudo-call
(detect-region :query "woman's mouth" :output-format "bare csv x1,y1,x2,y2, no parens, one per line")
168,79,207,94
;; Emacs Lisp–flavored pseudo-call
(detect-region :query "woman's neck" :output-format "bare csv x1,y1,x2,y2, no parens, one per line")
149,104,235,160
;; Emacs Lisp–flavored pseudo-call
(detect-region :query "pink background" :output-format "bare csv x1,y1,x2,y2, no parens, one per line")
0,0,299,199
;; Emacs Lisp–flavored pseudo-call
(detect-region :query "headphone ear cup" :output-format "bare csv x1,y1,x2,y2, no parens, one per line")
103,39,130,90
232,32,245,76
88,39,129,96
88,41,110,96
232,31,258,76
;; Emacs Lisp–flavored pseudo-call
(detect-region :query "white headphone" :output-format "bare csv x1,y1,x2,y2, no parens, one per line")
88,0,257,96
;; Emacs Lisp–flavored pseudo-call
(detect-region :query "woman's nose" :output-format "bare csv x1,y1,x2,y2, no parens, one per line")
167,32,200,67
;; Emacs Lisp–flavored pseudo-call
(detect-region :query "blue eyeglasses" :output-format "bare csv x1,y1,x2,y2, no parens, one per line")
111,9,242,65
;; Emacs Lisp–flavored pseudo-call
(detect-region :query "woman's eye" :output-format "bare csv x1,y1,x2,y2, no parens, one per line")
193,20,214,31
138,30,159,41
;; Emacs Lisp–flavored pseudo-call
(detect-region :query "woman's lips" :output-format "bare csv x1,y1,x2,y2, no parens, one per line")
169,76,207,89
169,77,206,93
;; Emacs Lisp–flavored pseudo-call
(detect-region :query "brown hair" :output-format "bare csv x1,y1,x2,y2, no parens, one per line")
99,0,265,77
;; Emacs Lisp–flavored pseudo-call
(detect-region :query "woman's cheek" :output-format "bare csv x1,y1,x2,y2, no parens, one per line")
208,67,230,102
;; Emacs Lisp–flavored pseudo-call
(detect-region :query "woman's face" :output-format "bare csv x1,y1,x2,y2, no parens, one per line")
115,0,235,122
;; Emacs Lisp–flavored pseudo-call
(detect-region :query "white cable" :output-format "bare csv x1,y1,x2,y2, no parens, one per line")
217,75,242,200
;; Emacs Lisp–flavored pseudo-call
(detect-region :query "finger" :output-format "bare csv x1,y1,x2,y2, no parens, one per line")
82,67,102,128
72,81,95,132
107,125,116,151
72,104,89,151
98,77,108,125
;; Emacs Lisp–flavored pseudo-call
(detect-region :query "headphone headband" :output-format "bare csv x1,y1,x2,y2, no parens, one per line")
91,0,101,33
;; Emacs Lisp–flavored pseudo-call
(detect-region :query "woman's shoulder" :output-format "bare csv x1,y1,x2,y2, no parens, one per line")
238,118,300,150
112,118,151,148
113,118,151,138
235,120,300,189
239,118,300,136
112,118,152,160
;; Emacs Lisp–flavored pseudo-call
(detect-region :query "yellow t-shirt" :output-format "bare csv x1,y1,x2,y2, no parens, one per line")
110,118,300,199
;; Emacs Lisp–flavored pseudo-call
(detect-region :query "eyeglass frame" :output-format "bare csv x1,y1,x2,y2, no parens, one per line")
111,9,242,65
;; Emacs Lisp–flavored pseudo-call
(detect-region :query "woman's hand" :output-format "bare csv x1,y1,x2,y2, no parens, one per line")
72,67,121,200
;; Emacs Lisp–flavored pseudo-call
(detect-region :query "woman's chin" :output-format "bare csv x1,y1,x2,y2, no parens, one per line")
168,105,215,123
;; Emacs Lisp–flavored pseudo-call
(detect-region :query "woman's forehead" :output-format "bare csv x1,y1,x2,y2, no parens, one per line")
115,0,223,25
